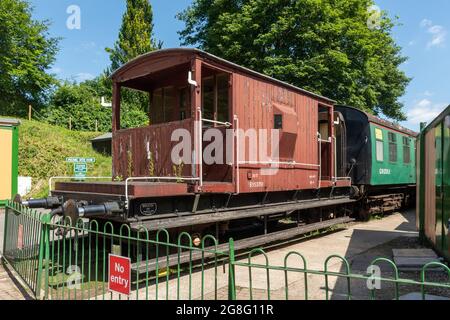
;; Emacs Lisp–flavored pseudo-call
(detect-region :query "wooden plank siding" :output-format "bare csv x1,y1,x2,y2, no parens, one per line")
108,49,349,195
231,71,330,193
112,119,193,179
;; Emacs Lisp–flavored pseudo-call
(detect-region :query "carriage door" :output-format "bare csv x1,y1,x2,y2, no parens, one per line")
435,123,444,252
443,116,450,254
201,67,232,182
334,112,347,178
318,106,332,181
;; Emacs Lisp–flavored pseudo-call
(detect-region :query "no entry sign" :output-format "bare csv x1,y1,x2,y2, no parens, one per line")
108,254,131,296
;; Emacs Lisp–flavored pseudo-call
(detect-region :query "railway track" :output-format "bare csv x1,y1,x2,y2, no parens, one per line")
130,216,354,275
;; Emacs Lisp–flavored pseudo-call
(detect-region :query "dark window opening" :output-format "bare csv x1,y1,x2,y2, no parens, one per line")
164,87,176,122
403,137,411,164
388,132,397,162
274,114,283,129
150,86,191,125
217,74,229,123
152,88,164,124
202,76,215,121
179,87,189,120
202,71,230,125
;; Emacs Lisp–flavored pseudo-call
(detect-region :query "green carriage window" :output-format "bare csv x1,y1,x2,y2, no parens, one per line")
376,140,384,162
403,137,411,164
388,132,397,162
375,128,384,162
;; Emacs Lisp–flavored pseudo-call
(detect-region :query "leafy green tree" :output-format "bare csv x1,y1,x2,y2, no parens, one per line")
178,0,410,120
106,0,162,73
0,0,59,116
43,81,148,132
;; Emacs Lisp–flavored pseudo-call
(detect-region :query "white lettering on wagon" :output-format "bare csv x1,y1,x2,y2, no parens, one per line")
249,181,264,188
379,168,391,175
171,125,281,176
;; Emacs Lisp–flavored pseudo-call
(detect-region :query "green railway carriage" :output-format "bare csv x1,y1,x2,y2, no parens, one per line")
417,104,450,261
336,106,417,217
369,124,416,186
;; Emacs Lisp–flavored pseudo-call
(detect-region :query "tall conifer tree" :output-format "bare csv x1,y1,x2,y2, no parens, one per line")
107,0,162,72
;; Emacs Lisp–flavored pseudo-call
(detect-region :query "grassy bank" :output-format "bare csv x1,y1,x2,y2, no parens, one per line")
18,119,112,198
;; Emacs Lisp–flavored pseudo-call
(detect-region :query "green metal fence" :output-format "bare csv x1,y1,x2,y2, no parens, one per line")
2,202,450,300
228,243,450,300
2,203,45,296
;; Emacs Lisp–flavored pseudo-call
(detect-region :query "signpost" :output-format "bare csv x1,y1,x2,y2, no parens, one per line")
108,254,131,296
66,157,95,179
74,163,88,178
66,157,96,164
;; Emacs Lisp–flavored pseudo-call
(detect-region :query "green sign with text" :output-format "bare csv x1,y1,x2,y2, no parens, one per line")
66,157,95,178
74,163,87,178
66,157,96,164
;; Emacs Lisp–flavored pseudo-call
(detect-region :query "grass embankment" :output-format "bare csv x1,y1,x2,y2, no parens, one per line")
18,119,112,198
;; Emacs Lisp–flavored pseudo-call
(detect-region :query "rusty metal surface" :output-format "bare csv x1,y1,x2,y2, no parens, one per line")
130,197,356,231
54,181,190,198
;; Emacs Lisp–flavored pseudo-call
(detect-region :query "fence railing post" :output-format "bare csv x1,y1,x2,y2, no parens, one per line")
2,202,10,258
228,238,236,300
35,213,51,300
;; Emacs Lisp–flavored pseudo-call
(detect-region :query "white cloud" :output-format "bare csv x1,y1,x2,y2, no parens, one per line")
420,19,447,48
428,25,446,47
407,99,447,124
420,19,432,28
74,72,95,82
423,90,434,97
50,67,63,74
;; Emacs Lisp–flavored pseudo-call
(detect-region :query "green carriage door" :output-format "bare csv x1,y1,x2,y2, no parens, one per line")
443,117,450,255
435,123,444,252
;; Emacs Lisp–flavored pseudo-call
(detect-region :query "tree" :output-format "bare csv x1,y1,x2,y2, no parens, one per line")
178,0,410,120
106,0,162,73
0,0,59,117
43,80,149,132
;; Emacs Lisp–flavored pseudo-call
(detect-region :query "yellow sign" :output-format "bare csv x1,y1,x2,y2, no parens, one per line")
375,128,383,141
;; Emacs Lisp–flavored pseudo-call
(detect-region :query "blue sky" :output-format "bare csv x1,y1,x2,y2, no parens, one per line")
29,0,449,131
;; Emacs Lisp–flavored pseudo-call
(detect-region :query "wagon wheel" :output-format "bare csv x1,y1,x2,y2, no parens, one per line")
358,205,371,221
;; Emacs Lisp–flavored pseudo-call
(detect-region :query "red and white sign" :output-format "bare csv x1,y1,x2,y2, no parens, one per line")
108,254,131,295
17,224,24,250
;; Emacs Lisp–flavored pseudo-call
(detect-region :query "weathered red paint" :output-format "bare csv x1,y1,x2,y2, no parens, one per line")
62,49,350,199
55,181,189,198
